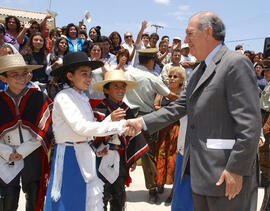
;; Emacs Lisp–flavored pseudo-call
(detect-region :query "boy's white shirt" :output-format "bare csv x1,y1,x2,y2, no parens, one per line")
0,127,41,162
0,127,41,184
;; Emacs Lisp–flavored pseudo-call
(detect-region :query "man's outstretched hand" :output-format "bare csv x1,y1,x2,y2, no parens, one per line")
123,117,144,136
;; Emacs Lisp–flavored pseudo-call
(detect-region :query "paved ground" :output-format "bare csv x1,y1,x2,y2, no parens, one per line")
18,166,264,211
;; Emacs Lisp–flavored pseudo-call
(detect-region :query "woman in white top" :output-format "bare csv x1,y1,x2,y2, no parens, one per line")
44,52,126,211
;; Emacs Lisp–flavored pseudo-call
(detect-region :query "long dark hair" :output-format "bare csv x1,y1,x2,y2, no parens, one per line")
66,23,78,38
50,37,69,63
5,16,20,33
89,26,101,42
109,31,122,46
20,32,47,59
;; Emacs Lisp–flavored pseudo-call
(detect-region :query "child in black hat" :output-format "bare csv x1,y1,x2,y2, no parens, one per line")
44,52,128,211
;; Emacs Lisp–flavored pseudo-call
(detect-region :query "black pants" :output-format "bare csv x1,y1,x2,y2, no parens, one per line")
0,174,40,211
103,176,127,211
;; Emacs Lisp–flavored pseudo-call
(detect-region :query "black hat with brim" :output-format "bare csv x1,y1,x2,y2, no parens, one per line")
263,57,270,70
50,51,104,77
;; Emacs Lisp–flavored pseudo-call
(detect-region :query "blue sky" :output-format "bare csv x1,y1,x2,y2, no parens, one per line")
1,0,270,52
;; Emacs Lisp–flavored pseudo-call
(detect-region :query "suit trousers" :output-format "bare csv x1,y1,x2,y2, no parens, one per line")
192,189,257,211
192,159,258,211
141,130,158,190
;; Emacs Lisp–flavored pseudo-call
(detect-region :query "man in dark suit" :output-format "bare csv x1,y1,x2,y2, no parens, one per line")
124,11,261,210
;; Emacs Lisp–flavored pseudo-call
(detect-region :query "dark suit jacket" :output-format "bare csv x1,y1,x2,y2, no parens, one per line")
143,45,261,196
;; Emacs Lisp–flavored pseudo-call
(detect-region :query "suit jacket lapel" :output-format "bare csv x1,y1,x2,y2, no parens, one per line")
190,45,228,98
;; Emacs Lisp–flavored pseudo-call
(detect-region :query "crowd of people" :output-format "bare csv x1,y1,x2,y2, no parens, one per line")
0,10,269,211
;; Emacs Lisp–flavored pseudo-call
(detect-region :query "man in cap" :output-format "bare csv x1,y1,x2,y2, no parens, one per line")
124,11,261,211
180,43,196,81
171,37,181,51
124,48,177,204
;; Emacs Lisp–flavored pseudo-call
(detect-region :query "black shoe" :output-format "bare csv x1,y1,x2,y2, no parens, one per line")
148,190,158,204
165,196,172,205
157,186,164,194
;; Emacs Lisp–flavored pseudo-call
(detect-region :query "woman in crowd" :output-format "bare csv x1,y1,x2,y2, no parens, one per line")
82,26,102,54
46,37,68,77
171,116,193,211
0,23,18,54
79,30,88,42
113,48,131,72
157,40,171,69
3,16,21,51
153,66,185,204
89,26,102,43
255,62,267,91
44,51,126,211
46,37,69,99
87,43,108,106
66,23,84,52
20,32,48,84
17,20,41,49
109,31,122,55
0,27,17,91
48,28,61,50
253,53,262,65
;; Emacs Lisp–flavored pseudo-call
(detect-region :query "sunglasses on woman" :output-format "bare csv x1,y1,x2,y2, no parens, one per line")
168,75,179,79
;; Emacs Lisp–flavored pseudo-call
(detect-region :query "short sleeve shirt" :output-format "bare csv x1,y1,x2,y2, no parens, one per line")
124,65,170,113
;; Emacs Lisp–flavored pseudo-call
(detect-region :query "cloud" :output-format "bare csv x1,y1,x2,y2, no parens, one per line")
170,5,193,21
153,0,170,5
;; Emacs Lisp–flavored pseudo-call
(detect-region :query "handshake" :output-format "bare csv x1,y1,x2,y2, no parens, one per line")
123,117,145,136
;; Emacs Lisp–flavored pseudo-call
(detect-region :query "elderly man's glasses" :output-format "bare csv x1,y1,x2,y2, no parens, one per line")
125,35,132,39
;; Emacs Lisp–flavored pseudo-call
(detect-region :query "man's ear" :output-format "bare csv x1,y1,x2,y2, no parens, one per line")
205,26,213,39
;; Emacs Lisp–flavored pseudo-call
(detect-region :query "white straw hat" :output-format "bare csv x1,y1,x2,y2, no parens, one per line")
0,54,42,74
92,70,138,92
